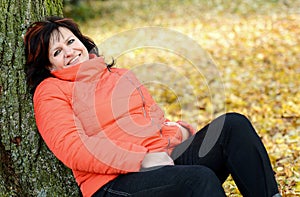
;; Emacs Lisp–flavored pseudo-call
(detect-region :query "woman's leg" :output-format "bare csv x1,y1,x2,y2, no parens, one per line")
171,112,280,197
92,165,226,197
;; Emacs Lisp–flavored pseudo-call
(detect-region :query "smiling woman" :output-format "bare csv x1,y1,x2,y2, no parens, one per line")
48,27,89,71
23,16,281,197
24,16,98,94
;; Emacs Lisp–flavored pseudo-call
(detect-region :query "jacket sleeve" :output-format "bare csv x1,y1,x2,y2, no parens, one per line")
33,81,148,174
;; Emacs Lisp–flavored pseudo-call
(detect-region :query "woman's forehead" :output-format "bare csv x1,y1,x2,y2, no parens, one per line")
49,27,73,43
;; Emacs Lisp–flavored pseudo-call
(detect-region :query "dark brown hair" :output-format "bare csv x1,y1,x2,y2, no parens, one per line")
24,16,98,94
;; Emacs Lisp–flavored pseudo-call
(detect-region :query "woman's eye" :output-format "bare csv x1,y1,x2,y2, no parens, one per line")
68,39,75,45
54,50,61,57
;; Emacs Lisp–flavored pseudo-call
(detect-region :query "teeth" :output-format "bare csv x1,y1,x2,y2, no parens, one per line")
69,56,79,65
68,54,81,65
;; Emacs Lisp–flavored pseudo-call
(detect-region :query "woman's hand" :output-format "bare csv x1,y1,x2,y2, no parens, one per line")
141,152,174,169
164,122,190,141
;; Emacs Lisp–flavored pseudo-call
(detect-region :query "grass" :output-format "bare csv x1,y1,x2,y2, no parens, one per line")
64,0,300,196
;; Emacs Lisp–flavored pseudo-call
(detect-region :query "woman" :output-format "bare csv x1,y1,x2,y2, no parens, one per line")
24,16,281,197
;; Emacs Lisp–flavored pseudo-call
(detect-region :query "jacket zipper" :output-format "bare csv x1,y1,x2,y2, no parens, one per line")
122,74,147,118
118,71,164,139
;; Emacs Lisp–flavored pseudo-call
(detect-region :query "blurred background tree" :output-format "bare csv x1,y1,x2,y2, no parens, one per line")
63,0,108,21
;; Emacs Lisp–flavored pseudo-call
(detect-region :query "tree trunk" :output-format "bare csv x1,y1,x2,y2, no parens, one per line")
0,0,80,196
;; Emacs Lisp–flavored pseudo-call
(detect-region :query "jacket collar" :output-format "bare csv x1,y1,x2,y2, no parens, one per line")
50,54,107,82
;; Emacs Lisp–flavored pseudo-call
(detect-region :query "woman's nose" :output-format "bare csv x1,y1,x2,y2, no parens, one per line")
64,46,73,57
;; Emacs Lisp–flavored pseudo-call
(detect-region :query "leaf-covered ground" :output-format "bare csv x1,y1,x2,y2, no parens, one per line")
68,0,300,196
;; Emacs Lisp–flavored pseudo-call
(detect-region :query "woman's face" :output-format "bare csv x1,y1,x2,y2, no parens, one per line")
48,27,89,71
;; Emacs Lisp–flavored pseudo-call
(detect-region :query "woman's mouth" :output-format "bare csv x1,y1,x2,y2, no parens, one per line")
67,54,81,66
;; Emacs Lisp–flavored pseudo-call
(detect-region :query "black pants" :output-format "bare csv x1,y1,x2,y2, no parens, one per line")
93,113,279,197
172,112,279,196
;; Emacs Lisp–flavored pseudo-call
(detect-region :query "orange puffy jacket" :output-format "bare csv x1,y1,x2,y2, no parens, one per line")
33,55,195,197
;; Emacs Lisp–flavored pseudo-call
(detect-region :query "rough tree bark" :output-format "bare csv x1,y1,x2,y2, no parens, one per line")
0,0,80,196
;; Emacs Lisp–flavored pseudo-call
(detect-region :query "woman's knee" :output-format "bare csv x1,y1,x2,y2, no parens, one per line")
221,112,262,146
221,112,254,133
224,112,250,124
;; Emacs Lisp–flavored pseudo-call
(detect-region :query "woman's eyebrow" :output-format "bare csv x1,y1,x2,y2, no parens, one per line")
64,35,73,44
49,35,73,52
